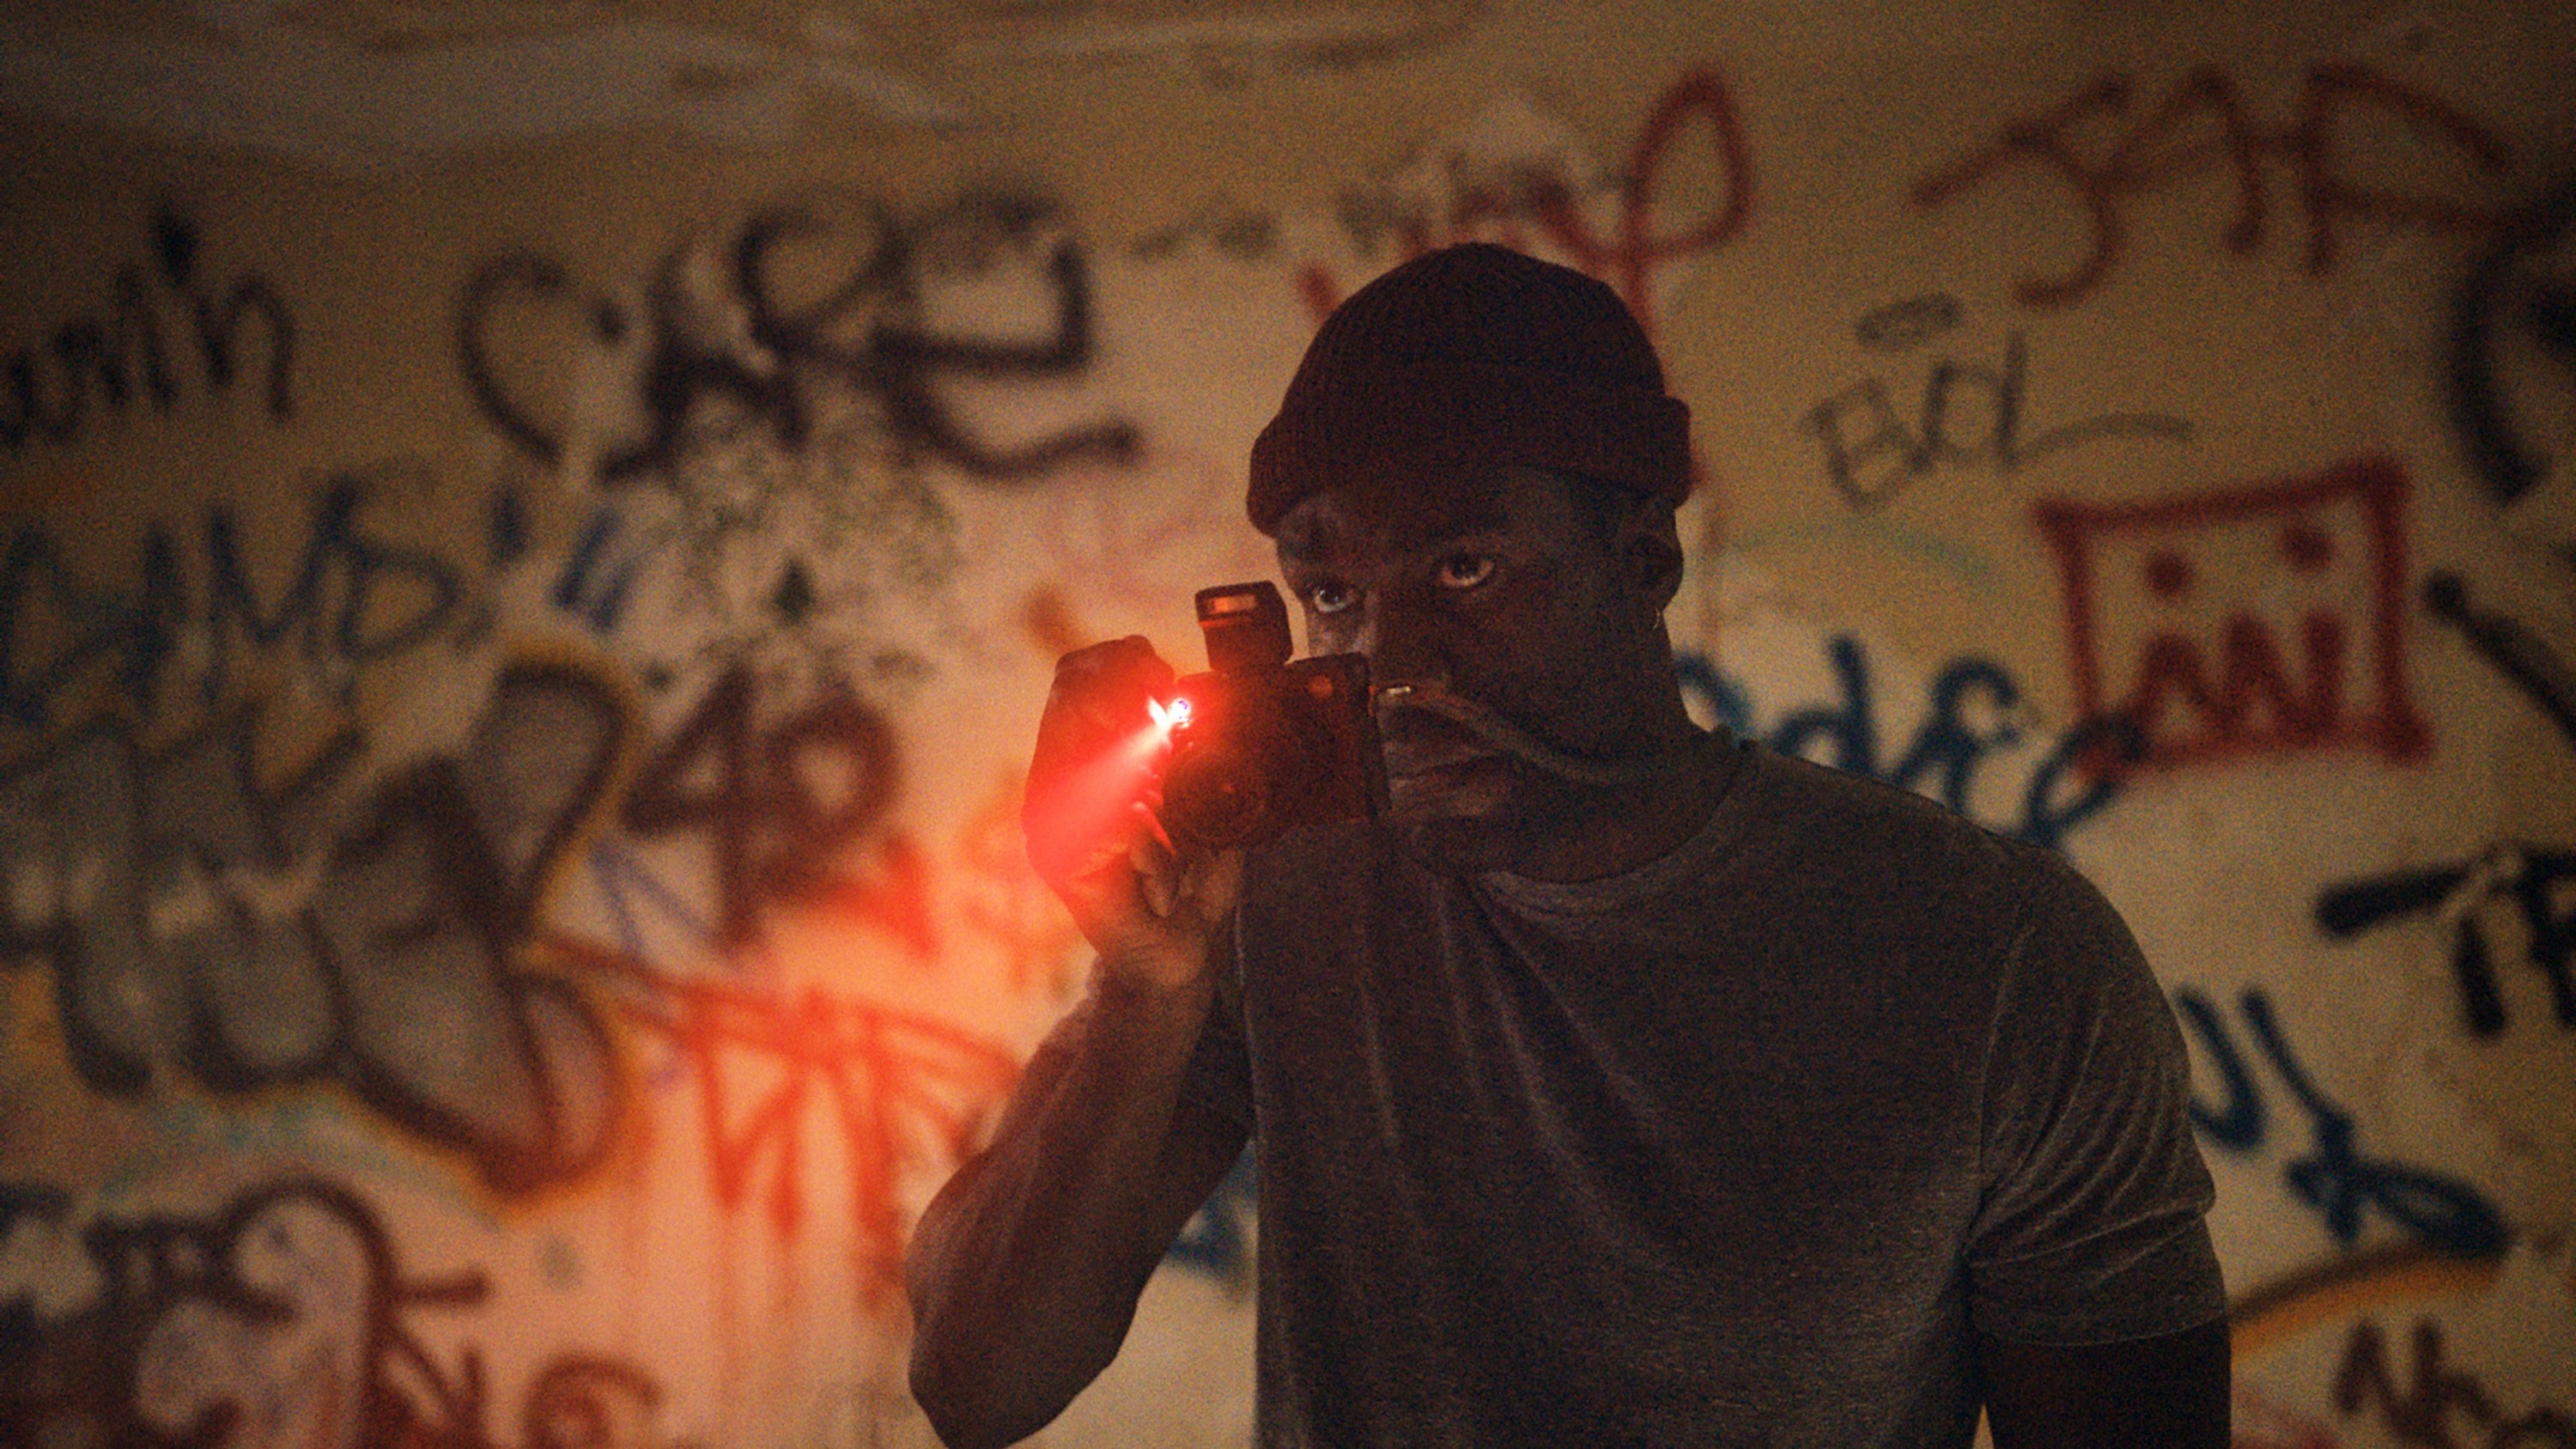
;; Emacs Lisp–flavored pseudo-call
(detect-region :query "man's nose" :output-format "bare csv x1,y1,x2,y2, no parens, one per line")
1352,590,1451,692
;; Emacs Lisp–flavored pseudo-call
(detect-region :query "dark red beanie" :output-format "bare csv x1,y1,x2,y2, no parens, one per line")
1247,243,1692,534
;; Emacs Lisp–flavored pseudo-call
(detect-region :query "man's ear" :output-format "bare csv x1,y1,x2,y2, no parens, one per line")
1615,501,1686,616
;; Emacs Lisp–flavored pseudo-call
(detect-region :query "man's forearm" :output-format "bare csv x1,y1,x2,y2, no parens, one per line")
906,967,1232,1449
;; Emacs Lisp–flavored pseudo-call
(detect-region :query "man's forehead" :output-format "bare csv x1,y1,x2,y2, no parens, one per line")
1273,467,1559,562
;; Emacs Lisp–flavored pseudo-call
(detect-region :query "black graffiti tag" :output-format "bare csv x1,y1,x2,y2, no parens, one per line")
1,209,294,453
2316,843,2576,1039
1803,325,2190,510
620,662,900,948
457,191,1139,486
0,1177,685,1449
2451,177,2576,512
0,662,633,1193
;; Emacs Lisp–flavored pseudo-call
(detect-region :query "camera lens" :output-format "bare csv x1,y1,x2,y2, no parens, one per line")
1163,740,1272,849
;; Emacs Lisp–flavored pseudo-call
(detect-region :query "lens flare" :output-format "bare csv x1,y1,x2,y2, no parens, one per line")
1022,701,1184,884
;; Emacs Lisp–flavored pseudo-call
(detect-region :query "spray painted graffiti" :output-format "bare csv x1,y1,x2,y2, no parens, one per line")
2232,1245,2572,1449
1805,306,2191,509
544,939,1018,1313
619,662,902,950
457,189,1139,487
1296,66,1754,326
2335,1317,2576,1446
2,210,294,454
0,1176,689,1449
0,661,632,1193
951,774,1085,998
2423,573,2576,749
1674,635,2143,850
0,472,469,732
2316,844,2576,1040
1163,1147,1258,1288
2175,985,2506,1258
2450,177,2576,513
2033,457,2432,771
1912,63,2512,310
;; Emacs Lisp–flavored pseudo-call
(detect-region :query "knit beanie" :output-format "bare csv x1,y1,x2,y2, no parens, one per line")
1247,243,1692,534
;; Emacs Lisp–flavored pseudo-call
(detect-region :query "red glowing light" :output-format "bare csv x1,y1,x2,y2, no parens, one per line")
1022,704,1180,884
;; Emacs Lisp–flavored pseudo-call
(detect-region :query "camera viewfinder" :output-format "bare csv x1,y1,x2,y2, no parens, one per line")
1195,583,1293,675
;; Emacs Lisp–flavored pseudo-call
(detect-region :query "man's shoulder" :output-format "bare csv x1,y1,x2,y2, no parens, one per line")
1735,744,2066,893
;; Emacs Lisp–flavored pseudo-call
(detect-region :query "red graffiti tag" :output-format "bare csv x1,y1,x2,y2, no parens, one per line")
1294,67,1754,328
547,937,1019,1312
953,773,1087,997
2033,457,2430,771
1912,64,2512,309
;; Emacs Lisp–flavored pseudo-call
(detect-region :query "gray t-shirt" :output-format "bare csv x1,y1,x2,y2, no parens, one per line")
1184,736,2223,1447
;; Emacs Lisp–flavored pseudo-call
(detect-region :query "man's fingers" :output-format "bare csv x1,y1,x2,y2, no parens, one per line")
1185,847,1248,925
1048,636,1177,730
1131,833,1180,918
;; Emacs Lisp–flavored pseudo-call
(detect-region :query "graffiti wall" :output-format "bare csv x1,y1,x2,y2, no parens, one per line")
2,2,2569,1444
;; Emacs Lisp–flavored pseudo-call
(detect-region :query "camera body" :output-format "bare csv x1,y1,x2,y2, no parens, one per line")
1161,582,1388,851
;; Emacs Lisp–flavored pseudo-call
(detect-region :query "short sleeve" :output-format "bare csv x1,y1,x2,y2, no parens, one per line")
1966,854,2227,1346
1177,918,1253,1131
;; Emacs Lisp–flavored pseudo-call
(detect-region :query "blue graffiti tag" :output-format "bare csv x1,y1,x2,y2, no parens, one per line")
1675,634,2142,849
1164,1146,1258,1282
0,475,465,730
2175,985,2506,1258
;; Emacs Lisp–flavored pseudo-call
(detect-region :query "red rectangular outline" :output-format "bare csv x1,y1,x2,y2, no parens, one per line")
2032,455,2429,769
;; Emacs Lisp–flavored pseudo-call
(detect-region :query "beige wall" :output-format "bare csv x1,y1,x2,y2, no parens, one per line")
3,2,2572,1444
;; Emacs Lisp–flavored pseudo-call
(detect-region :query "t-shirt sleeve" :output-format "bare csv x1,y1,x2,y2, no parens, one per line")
1965,852,2227,1347
1177,916,1254,1131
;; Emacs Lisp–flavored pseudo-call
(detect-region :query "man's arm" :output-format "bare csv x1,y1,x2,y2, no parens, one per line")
906,637,1250,1449
1978,1318,2231,1449
906,974,1249,1449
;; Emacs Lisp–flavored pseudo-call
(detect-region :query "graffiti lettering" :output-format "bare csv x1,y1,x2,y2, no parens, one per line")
2174,986,2506,1257
2033,457,2432,770
1673,635,2143,850
0,1176,686,1449
951,774,1084,997
2424,573,2576,749
1163,1146,1258,1286
0,662,632,1193
2,210,294,454
2336,1318,2576,1448
1130,201,1279,262
620,662,902,949
2316,844,2576,1039
2450,177,2576,510
1297,66,1753,326
0,474,468,732
1913,63,2512,309
546,940,1018,1312
458,190,1139,486
1806,325,2190,509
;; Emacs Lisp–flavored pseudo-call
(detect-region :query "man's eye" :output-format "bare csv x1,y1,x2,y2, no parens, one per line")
1436,555,1496,590
1306,582,1355,614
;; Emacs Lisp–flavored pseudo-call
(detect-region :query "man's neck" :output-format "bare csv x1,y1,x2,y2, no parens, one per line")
1499,727,1740,882
1393,721,1738,883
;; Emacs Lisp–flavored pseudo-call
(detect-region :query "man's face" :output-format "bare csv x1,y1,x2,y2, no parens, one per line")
1273,466,1674,863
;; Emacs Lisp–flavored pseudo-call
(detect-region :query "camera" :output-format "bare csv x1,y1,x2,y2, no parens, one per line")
1159,582,1388,850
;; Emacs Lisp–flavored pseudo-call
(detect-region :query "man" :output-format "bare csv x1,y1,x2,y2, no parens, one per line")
906,244,2228,1447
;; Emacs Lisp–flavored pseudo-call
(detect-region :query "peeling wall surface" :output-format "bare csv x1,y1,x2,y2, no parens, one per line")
3,2,2573,1445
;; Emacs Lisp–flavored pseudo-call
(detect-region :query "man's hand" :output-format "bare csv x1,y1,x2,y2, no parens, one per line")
908,639,1253,1449
1024,636,1245,993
